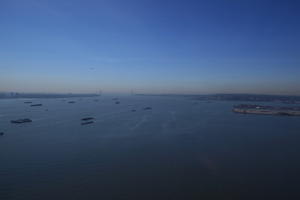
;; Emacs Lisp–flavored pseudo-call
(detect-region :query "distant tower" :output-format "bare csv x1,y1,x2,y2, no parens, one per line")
99,89,102,96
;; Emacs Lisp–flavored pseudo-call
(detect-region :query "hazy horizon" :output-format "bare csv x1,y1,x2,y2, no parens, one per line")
2,90,300,97
1,0,299,95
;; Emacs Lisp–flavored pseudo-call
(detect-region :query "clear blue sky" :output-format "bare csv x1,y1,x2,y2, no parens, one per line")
0,0,299,95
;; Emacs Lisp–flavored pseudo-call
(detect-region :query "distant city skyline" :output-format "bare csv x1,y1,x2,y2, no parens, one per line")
0,0,299,95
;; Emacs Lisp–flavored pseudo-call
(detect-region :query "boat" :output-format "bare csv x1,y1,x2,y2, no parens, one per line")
81,117,95,121
11,119,32,124
31,104,42,107
81,121,94,125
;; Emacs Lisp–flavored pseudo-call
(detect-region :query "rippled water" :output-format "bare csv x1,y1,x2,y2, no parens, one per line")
1,96,300,199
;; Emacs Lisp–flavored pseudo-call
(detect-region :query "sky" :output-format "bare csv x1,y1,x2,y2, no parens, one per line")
0,0,299,95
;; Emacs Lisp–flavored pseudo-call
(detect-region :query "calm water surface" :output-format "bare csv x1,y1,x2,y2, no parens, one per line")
0,96,300,199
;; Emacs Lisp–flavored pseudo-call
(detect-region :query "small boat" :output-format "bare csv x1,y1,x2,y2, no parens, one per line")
11,118,32,124
81,121,94,125
31,104,42,107
81,117,94,121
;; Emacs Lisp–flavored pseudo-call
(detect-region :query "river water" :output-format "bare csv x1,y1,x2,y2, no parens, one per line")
1,95,300,199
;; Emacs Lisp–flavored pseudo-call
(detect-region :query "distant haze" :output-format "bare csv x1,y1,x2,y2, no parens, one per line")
0,0,299,95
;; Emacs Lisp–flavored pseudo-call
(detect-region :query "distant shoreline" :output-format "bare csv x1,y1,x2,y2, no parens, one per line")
0,93,100,99
135,93,300,103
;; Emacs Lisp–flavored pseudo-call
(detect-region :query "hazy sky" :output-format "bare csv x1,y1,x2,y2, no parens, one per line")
0,0,299,95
